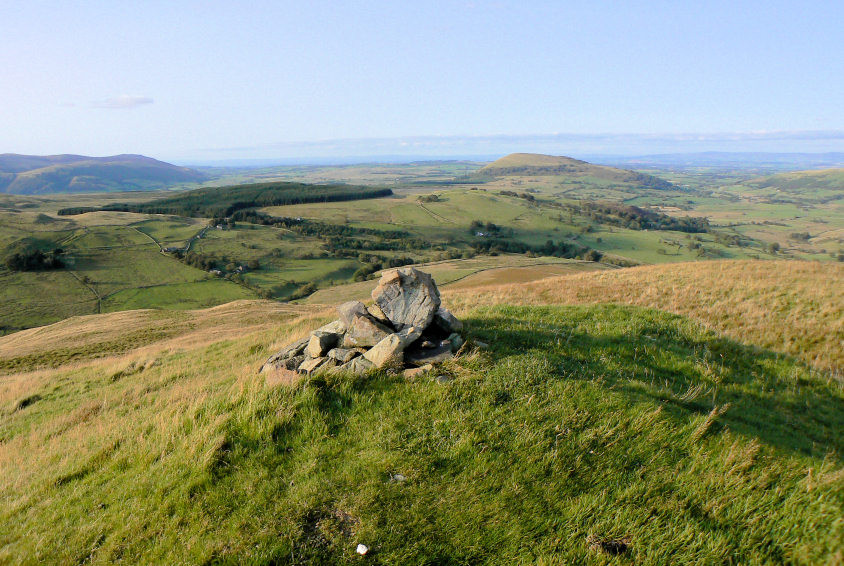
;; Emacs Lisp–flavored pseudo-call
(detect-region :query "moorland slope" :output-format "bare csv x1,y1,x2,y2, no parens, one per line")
1,260,841,564
445,259,844,373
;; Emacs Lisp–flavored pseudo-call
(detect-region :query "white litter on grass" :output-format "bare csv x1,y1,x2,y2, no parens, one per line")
356,543,369,555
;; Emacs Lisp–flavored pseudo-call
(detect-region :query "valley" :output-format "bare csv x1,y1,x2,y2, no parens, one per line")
2,153,841,335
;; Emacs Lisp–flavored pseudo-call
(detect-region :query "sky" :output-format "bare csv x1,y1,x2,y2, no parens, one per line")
2,0,843,163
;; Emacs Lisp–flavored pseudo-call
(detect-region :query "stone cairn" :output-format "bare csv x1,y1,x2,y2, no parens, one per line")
260,267,464,378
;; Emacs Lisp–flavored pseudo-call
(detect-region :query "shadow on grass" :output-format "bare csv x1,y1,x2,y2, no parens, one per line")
466,304,843,461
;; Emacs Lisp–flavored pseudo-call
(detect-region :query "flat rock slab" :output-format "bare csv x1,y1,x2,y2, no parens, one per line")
405,341,454,366
299,357,327,374
372,267,441,331
343,314,392,348
332,356,374,375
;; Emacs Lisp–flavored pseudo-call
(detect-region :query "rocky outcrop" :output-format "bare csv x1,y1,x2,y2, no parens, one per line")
260,267,465,378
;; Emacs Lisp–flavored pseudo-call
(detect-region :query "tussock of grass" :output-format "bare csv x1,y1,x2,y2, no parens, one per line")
1,303,841,563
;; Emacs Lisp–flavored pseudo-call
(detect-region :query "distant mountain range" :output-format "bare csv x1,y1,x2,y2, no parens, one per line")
0,154,208,194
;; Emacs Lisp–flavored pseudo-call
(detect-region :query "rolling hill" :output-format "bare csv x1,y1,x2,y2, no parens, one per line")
0,154,208,194
0,261,841,563
748,167,844,193
477,152,677,190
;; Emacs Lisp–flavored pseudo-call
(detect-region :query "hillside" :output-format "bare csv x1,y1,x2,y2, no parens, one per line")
477,152,677,190
445,259,844,373
748,167,844,194
0,154,208,194
0,261,842,563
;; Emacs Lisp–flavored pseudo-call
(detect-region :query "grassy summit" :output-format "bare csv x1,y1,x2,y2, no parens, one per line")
0,262,841,564
478,152,677,190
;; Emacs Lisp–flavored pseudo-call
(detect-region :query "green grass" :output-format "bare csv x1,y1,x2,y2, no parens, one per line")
101,279,256,312
1,304,840,563
132,217,203,247
0,270,97,332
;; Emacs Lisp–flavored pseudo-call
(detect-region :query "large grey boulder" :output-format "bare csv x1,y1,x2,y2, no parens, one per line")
372,267,441,331
343,313,393,348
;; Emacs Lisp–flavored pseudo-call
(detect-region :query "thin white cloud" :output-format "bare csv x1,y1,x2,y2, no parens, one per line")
200,130,844,155
91,94,153,109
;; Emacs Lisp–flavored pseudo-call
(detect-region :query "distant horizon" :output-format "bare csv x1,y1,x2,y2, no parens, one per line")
7,128,842,166
162,129,844,165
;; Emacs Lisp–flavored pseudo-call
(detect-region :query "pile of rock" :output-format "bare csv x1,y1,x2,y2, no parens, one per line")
260,267,464,378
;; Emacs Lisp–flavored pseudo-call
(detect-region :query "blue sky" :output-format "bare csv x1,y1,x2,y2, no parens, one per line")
1,1,843,162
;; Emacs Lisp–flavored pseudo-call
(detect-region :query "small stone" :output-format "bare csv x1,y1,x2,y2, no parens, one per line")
298,357,327,374
363,334,405,368
283,355,306,370
433,307,463,333
327,348,360,363
337,301,368,327
447,333,464,352
389,473,406,483
307,330,340,358
281,336,310,357
403,364,433,378
356,544,369,555
367,302,391,327
363,326,423,368
434,374,454,384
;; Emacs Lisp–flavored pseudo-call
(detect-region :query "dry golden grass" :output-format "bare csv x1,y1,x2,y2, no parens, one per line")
0,300,326,375
444,260,844,373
